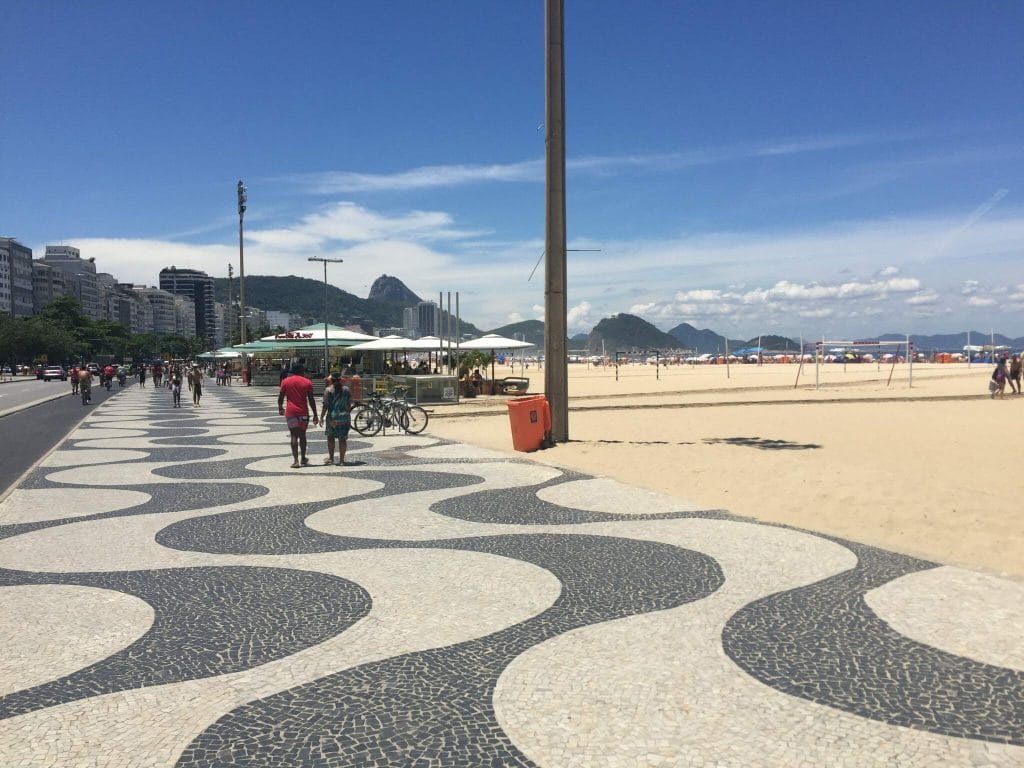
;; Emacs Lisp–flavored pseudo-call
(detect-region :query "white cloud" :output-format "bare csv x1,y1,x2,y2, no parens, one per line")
54,200,1024,340
960,280,982,295
566,301,595,333
279,133,903,195
284,161,543,194
906,291,940,305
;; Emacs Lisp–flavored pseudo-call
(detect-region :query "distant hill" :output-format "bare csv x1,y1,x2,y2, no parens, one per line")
667,322,742,353
211,274,1022,349
742,334,801,351
877,331,1024,351
588,314,681,354
487,319,546,347
368,274,422,305
213,274,481,336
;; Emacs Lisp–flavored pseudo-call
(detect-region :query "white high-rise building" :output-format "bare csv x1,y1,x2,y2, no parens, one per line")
41,245,102,320
0,238,35,317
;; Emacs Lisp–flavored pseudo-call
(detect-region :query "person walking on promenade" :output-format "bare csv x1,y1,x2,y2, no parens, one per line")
1009,354,1021,395
70,365,80,396
278,363,319,469
190,365,203,406
139,366,146,387
170,369,182,407
319,372,352,466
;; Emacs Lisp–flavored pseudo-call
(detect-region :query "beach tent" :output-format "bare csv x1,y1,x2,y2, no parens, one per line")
258,324,377,346
245,324,378,372
459,333,536,383
232,340,279,352
196,347,241,360
345,335,460,373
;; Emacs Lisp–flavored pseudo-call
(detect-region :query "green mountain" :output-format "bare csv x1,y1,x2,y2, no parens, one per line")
667,322,744,353
588,313,681,354
742,334,801,351
213,274,482,336
487,319,546,347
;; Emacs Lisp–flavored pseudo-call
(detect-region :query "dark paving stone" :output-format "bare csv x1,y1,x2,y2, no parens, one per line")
0,482,269,541
48,446,228,463
175,534,724,767
155,470,487,555
432,469,734,525
722,539,1024,745
0,566,371,720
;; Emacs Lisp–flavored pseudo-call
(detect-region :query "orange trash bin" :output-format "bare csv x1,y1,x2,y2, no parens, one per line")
507,396,550,452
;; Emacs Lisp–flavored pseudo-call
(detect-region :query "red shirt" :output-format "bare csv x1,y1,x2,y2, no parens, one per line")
279,374,313,418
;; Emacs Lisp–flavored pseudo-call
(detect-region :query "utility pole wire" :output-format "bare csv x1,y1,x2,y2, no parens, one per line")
528,249,601,282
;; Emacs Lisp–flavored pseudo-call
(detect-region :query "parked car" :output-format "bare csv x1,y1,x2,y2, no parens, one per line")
42,365,67,381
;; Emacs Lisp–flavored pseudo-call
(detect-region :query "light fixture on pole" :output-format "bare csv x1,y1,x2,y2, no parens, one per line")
308,257,344,376
237,180,249,383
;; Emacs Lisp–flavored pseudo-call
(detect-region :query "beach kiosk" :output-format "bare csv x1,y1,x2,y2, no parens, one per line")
236,324,376,388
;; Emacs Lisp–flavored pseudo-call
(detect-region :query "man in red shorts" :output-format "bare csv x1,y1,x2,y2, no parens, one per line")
277,363,319,468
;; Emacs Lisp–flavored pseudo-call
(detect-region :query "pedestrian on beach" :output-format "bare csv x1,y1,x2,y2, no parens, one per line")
319,372,352,466
278,362,319,469
190,365,203,406
1009,354,1021,395
991,358,1007,399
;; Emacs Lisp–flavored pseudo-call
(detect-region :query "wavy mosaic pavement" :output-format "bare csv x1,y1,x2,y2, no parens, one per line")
1,384,1022,767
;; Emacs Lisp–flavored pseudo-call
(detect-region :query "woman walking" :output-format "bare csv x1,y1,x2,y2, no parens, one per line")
320,372,353,466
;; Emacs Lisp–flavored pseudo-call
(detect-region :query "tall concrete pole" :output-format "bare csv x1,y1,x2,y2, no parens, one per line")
544,0,568,443
237,180,247,348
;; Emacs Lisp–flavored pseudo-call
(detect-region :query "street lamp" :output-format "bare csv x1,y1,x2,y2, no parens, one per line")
308,257,343,376
237,181,249,384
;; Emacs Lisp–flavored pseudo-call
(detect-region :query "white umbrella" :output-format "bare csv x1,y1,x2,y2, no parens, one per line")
259,324,376,343
459,333,534,351
459,334,535,388
196,347,241,360
345,335,417,352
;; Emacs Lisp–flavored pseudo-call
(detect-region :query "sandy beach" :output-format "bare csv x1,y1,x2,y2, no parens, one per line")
429,361,1023,579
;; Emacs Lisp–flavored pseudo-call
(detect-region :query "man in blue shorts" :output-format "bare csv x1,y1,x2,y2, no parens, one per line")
278,363,319,468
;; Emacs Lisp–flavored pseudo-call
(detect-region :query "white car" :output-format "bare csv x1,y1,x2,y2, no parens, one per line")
42,365,67,381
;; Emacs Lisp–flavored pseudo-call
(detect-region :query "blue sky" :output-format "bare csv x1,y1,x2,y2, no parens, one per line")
3,1,1022,338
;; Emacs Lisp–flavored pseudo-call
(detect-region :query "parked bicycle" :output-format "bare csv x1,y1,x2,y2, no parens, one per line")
352,386,428,436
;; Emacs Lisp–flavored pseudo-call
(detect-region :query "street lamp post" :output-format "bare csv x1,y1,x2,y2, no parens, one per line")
308,257,343,376
237,181,248,383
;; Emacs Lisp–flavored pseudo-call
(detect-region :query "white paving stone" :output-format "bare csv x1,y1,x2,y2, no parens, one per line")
0,488,152,525
494,519,1024,767
0,549,559,767
0,585,153,695
866,566,1024,671
537,476,702,514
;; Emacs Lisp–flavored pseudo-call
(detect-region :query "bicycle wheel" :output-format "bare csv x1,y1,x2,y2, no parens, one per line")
403,405,428,434
352,405,381,436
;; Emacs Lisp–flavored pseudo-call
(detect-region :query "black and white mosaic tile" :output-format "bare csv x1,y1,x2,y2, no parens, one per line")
1,385,1021,767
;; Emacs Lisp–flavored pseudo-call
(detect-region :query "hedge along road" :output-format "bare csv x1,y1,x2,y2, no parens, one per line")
0,378,127,498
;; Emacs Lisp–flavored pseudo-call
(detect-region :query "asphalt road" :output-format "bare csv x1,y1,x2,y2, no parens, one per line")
0,378,129,497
